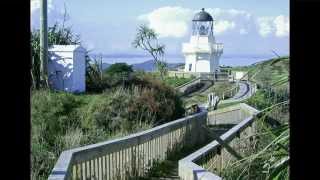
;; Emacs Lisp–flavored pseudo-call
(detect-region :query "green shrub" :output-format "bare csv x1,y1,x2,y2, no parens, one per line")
31,75,185,179
86,57,111,93
82,77,185,132
104,63,133,76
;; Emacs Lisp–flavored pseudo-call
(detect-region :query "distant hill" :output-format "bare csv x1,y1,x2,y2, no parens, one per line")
99,60,183,72
131,60,155,71
132,60,185,71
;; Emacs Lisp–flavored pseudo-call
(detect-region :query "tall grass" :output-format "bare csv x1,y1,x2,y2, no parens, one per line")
220,65,289,179
31,76,185,180
221,101,289,180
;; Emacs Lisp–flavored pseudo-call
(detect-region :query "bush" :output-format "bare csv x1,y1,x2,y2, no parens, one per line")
82,77,185,132
104,63,133,76
31,90,83,180
85,57,111,93
31,75,185,179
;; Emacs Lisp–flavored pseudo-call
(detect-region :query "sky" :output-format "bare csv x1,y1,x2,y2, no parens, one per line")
31,0,289,57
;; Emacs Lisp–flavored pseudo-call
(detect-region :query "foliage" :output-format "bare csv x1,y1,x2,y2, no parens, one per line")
104,63,133,76
246,87,289,110
85,56,111,93
132,24,168,80
221,102,289,180
31,75,185,179
248,57,289,88
213,57,290,179
219,57,290,179
31,90,83,179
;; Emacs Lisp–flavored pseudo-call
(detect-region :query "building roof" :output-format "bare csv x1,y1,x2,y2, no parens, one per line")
192,8,213,22
48,45,86,52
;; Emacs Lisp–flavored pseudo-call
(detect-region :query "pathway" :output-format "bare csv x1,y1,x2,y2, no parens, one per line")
219,81,254,105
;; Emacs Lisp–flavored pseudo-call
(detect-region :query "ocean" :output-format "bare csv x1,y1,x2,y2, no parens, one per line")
93,54,278,67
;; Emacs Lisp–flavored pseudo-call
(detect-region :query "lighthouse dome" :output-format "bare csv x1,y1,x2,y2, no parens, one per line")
192,8,213,21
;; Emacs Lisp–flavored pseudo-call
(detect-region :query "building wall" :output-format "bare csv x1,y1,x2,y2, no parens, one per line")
184,54,197,72
72,51,86,92
183,35,222,73
48,47,86,93
48,51,74,92
196,53,210,72
196,60,210,72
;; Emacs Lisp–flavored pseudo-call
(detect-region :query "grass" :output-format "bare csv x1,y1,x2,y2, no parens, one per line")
141,137,213,179
163,76,196,88
217,101,244,109
217,57,290,179
220,102,289,180
31,75,185,180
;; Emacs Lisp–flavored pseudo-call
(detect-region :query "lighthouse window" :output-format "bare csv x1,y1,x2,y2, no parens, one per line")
199,25,208,35
189,64,192,71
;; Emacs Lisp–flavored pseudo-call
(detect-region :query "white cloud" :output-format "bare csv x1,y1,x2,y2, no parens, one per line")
214,20,235,34
257,17,274,37
274,15,289,37
138,6,289,39
138,6,193,38
257,15,289,38
138,7,254,38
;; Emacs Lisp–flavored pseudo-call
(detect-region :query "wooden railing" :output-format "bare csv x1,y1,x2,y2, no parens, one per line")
178,103,260,180
178,101,289,179
48,110,208,180
221,83,240,100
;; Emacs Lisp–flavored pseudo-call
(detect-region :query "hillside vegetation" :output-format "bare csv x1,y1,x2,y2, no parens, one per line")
249,56,289,87
232,56,289,88
31,74,185,180
245,56,289,109
221,56,290,179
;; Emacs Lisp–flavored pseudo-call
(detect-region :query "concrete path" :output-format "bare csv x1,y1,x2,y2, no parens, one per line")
220,81,254,104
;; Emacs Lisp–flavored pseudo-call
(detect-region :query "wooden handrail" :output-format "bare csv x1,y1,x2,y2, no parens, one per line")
178,103,260,180
48,110,208,180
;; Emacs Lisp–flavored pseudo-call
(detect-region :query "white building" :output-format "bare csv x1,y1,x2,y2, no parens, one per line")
182,8,223,73
48,45,86,93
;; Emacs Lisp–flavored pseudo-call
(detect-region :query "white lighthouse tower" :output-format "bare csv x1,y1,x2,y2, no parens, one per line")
182,8,223,73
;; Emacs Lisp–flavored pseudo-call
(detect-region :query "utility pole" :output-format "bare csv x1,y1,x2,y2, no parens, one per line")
100,55,103,81
40,0,48,87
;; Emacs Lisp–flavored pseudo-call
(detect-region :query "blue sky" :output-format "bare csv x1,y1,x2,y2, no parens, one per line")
31,0,289,56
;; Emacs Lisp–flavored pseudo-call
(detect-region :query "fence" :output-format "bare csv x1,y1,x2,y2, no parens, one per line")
178,103,260,180
48,110,208,180
221,84,239,100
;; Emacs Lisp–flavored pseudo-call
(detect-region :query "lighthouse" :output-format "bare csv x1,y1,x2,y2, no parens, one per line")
182,8,223,73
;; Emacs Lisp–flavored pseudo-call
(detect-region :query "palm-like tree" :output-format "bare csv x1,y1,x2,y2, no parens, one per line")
132,24,167,80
